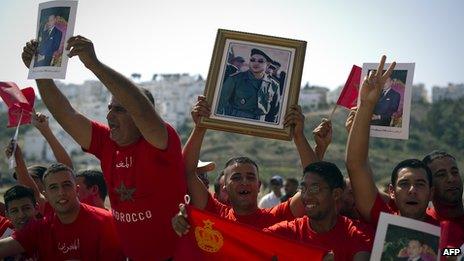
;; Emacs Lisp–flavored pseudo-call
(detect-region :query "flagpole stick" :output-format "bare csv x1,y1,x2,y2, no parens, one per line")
328,104,337,121
9,111,23,169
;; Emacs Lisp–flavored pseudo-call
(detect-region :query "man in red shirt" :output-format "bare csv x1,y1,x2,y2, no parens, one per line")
423,151,464,247
75,170,107,209
346,56,437,226
22,36,186,260
173,96,332,231
0,163,124,260
264,161,372,261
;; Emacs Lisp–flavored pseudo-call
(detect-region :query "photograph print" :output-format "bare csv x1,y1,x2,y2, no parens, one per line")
200,29,306,140
370,213,440,261
360,62,415,140
28,0,78,79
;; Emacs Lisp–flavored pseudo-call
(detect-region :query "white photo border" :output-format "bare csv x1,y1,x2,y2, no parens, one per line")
360,63,415,140
370,212,440,261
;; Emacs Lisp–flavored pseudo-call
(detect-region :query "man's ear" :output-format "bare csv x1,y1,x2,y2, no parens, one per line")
332,188,343,201
388,184,395,200
90,185,99,197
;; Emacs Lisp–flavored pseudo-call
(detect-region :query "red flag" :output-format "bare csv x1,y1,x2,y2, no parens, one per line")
174,206,328,260
0,82,35,127
336,65,361,109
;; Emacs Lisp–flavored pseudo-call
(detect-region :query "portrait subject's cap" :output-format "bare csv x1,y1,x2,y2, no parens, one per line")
250,48,272,62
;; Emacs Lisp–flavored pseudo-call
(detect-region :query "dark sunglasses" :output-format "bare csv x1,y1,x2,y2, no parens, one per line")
250,58,265,63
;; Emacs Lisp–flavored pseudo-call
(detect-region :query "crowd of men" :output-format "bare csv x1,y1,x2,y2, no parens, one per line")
0,36,461,261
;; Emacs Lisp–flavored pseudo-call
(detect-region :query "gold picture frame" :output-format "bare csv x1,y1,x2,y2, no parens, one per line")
199,29,307,140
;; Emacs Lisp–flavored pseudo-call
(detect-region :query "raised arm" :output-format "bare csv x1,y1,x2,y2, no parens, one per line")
313,119,332,161
32,112,73,168
284,105,318,168
22,40,92,150
182,96,211,209
4,140,44,205
66,36,167,149
345,56,395,222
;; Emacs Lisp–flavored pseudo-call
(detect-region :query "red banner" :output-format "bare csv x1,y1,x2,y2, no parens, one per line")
174,205,328,260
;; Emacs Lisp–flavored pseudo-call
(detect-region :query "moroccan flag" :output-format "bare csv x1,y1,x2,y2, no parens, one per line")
0,82,35,127
174,206,328,260
336,65,361,109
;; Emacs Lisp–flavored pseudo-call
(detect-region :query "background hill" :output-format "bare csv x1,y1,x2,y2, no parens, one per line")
0,97,463,188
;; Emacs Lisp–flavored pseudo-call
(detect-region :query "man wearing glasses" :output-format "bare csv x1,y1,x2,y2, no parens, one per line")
218,48,280,121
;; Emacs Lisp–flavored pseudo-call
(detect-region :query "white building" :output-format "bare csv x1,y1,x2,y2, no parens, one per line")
298,85,329,110
432,83,464,103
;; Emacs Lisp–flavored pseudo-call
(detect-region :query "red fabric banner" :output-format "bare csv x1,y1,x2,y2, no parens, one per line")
0,82,35,127
336,65,362,109
174,205,328,260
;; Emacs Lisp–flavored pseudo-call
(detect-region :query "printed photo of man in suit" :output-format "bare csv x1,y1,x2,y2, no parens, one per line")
35,14,62,67
371,77,401,126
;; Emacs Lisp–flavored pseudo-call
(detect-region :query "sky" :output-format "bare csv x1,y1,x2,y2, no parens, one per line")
0,0,463,92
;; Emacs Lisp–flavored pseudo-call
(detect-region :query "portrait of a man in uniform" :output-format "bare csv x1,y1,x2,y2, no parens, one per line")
216,45,290,124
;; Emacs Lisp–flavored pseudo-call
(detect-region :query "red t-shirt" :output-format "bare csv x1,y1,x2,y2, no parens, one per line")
205,194,295,229
427,207,464,247
370,193,439,226
84,121,187,260
264,216,372,261
12,203,123,260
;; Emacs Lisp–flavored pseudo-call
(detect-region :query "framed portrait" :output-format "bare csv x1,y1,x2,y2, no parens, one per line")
370,213,440,261
198,29,307,140
28,0,78,79
360,63,415,140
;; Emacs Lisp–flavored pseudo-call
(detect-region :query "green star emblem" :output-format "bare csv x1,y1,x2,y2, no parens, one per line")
115,182,136,202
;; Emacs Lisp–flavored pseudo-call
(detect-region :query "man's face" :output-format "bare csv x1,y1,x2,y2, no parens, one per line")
224,163,260,211
48,15,56,27
391,167,431,220
284,180,298,196
428,157,462,205
44,170,80,215
407,240,422,258
106,97,141,146
76,176,96,205
383,77,392,90
301,173,339,220
249,54,268,74
6,198,38,229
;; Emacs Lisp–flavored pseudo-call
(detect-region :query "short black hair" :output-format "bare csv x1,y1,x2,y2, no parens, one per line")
214,171,225,195
303,161,345,190
43,163,75,184
285,178,299,186
4,185,36,211
76,170,107,200
13,164,47,180
225,157,259,171
140,87,154,105
391,159,433,187
422,150,456,166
